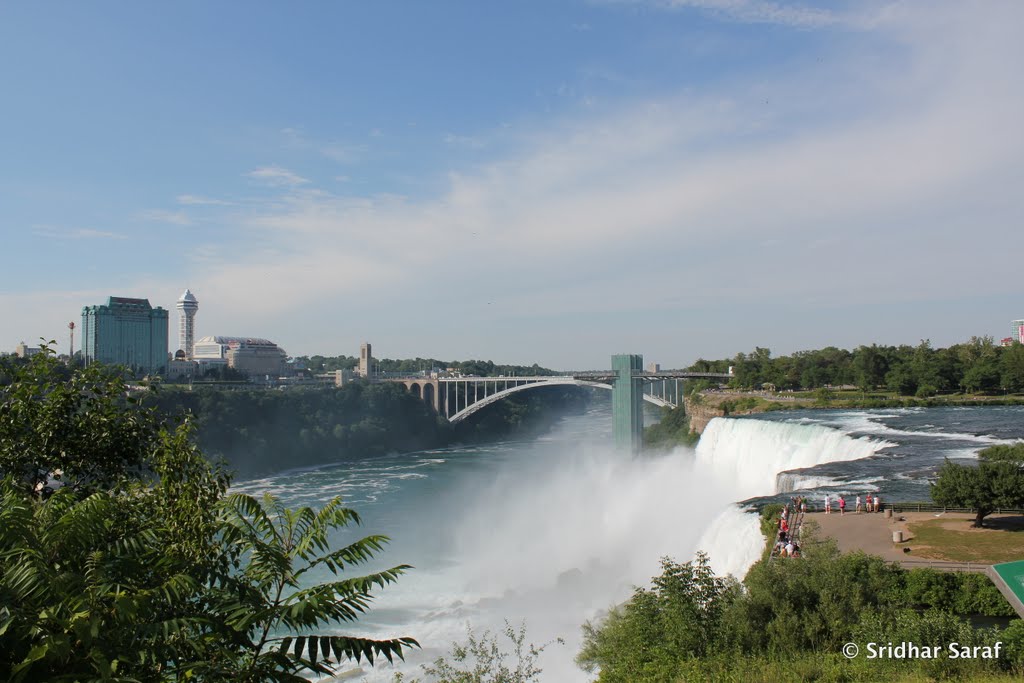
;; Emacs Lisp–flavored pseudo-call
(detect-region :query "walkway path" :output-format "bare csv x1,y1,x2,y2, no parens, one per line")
811,510,1005,568
809,510,918,564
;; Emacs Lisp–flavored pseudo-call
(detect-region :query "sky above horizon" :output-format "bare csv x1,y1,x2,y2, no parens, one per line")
2,1,1022,370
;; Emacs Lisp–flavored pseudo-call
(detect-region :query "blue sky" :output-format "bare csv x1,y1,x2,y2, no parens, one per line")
2,1,1022,369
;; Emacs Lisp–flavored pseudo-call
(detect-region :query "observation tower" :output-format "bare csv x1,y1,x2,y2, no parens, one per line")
176,289,199,358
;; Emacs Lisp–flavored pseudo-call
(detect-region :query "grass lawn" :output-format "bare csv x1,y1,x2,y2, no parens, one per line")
907,515,1024,563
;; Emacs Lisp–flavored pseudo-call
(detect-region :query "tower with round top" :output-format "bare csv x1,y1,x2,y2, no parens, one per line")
176,289,199,358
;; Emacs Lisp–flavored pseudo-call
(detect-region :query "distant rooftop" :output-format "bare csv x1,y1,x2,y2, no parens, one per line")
177,288,198,304
108,296,152,307
81,296,165,312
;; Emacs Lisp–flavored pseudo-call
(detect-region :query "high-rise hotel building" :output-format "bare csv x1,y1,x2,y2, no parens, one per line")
81,296,169,375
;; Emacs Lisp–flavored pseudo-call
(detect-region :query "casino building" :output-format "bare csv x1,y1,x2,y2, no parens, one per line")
192,335,287,377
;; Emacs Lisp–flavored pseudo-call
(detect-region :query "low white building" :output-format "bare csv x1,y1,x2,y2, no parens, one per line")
193,335,287,377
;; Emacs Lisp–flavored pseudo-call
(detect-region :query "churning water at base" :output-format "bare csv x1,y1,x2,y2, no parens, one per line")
234,405,918,682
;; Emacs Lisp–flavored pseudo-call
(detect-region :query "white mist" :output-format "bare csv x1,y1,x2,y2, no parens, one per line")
353,416,891,681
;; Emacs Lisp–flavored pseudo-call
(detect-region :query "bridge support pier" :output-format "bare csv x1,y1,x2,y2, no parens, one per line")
612,354,644,454
400,379,440,413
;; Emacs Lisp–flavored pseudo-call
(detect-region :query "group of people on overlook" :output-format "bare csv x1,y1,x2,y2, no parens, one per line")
823,492,882,515
772,491,885,560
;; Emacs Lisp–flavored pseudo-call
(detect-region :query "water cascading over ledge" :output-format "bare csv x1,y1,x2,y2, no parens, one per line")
693,417,896,500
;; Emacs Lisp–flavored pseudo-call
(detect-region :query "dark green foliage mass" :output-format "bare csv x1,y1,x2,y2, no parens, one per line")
148,383,453,478
692,336,1024,395
644,404,698,449
578,532,1024,683
0,349,416,681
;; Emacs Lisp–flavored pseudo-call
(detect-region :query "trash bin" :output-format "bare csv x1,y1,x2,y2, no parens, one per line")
885,508,892,519
893,530,903,543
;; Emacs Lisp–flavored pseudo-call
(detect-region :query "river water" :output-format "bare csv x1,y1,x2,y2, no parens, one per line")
232,402,1024,681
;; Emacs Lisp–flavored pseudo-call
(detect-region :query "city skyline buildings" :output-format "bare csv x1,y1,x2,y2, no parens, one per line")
3,3,1023,369
9,286,1024,370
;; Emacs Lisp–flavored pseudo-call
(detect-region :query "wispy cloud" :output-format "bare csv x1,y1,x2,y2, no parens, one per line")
139,209,193,226
177,194,232,206
246,166,310,186
613,0,849,28
32,226,127,240
443,132,486,148
279,126,311,150
321,143,366,164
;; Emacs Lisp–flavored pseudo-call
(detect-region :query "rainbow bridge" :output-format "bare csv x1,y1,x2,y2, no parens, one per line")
388,355,731,453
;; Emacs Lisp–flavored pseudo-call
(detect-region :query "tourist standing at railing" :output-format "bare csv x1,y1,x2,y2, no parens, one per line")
856,495,863,514
824,494,831,514
838,495,846,516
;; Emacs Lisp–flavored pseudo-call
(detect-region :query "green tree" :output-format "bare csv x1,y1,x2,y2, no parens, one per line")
911,339,944,392
885,363,917,396
0,348,417,681
1001,343,1024,392
576,553,738,682
853,344,887,393
930,444,1024,527
0,346,161,495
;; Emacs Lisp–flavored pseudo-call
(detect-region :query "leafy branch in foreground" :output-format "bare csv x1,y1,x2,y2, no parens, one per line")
208,492,419,681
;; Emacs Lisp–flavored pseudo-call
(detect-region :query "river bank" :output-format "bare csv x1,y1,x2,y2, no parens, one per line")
685,391,1024,434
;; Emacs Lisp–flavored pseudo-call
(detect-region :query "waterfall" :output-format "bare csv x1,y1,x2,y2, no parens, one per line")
694,417,895,501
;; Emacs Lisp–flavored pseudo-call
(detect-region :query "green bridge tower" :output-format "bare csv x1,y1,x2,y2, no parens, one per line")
612,354,644,453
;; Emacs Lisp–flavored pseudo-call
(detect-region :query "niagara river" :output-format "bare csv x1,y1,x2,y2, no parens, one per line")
232,404,1024,681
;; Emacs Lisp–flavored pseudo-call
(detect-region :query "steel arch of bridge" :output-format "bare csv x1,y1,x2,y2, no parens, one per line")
438,376,679,423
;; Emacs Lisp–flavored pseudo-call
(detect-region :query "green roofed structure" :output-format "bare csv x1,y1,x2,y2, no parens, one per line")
612,354,644,454
988,560,1024,618
82,296,169,376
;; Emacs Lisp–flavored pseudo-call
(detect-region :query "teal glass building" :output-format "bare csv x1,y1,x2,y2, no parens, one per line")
81,297,169,375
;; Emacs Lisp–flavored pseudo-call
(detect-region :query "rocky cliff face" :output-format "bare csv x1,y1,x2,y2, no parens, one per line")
684,397,725,434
